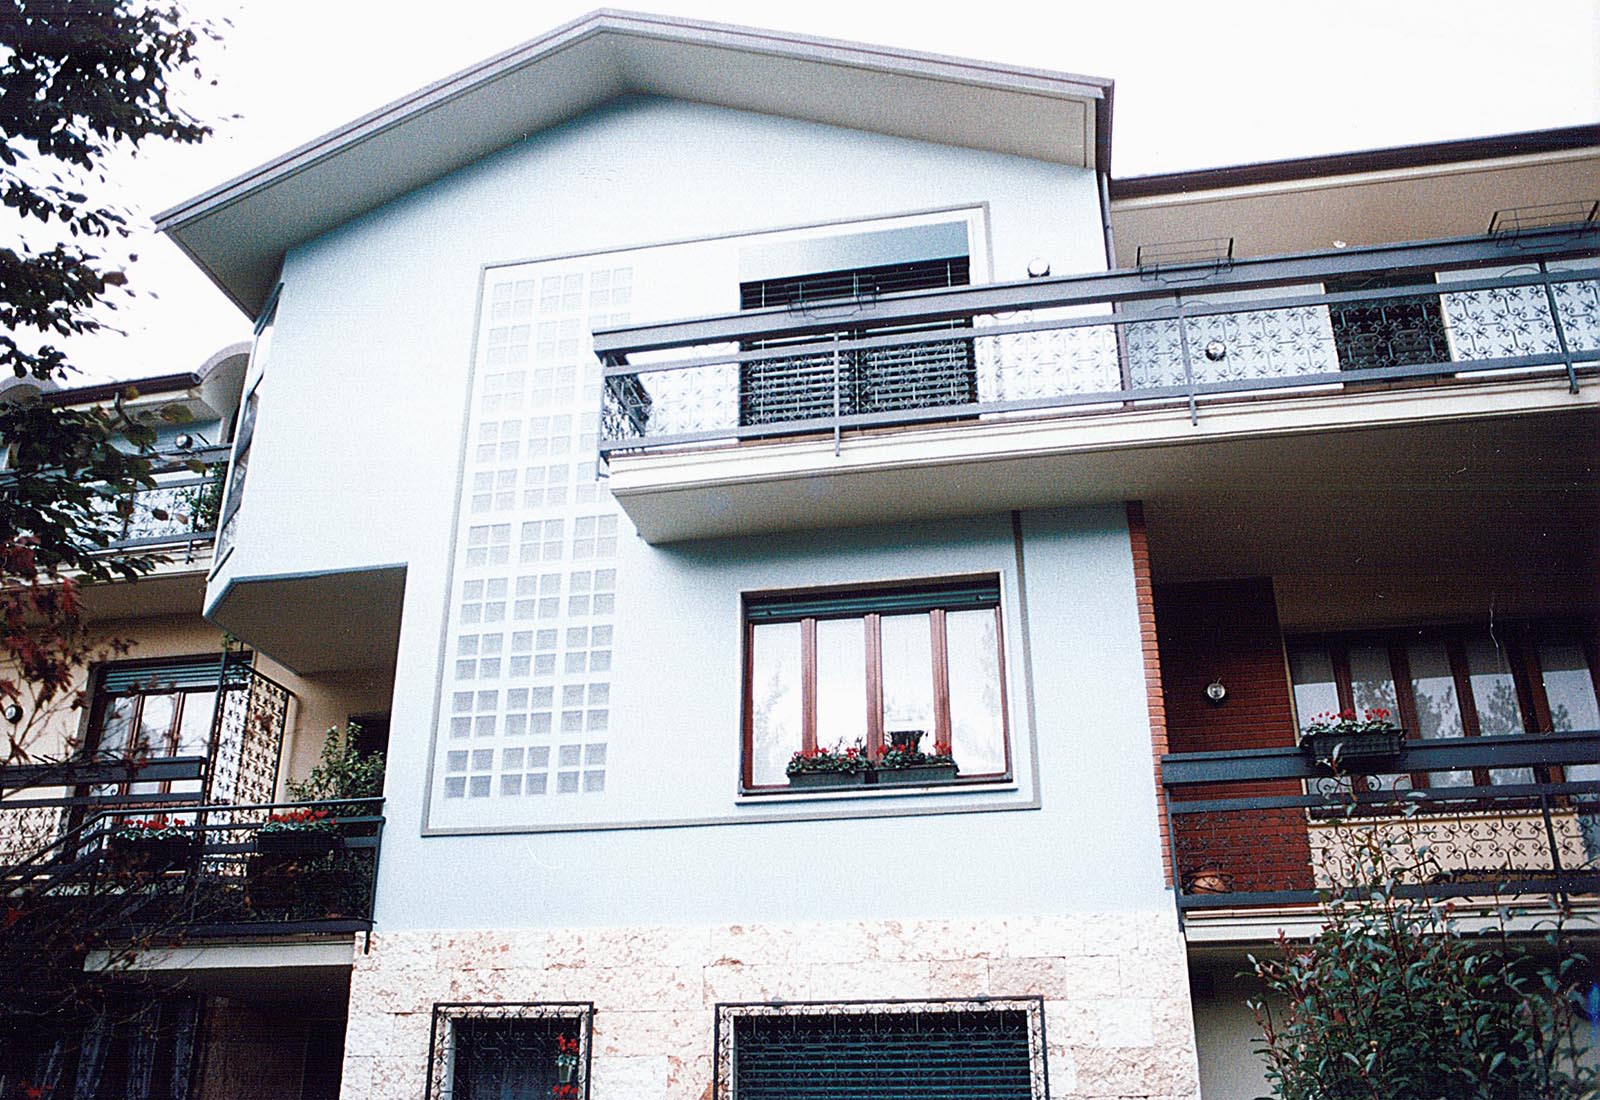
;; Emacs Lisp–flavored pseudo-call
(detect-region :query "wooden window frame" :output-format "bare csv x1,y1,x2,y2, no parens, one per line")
81,656,231,799
1287,620,1598,793
740,579,1011,793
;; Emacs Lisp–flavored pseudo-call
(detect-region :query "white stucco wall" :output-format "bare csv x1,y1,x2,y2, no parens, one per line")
200,95,1165,932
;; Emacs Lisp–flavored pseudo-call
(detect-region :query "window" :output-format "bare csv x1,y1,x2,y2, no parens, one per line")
85,656,238,797
215,294,276,562
743,578,1009,790
1287,622,1598,790
738,220,975,427
716,999,1046,1100
426,1003,591,1100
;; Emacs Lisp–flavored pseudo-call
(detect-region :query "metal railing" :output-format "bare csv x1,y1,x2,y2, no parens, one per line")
96,444,230,558
594,225,1600,456
0,661,289,868
1159,730,1600,920
2,798,385,938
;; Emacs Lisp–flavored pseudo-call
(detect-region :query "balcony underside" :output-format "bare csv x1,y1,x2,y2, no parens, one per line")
205,563,406,675
607,377,1597,542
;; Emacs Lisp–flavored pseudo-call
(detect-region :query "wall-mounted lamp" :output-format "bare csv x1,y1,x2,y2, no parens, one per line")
2,701,22,723
1204,680,1228,706
1203,340,1228,362
174,433,196,451
1026,257,1051,278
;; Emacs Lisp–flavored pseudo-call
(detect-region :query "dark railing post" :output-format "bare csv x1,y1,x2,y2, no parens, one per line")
1173,291,1198,425
1538,260,1580,394
832,332,843,457
1534,764,1569,908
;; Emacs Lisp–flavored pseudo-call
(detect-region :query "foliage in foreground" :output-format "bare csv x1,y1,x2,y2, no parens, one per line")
1249,811,1598,1100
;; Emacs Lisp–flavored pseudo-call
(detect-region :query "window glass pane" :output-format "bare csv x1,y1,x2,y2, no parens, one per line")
94,696,138,756
136,692,179,756
945,608,1005,776
1464,633,1530,784
1288,647,1339,727
880,613,934,744
1539,638,1599,783
1408,641,1471,788
1347,645,1398,719
815,618,867,752
749,622,803,786
172,689,217,795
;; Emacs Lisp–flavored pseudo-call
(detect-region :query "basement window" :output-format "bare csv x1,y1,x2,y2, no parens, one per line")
426,1003,592,1100
717,999,1047,1100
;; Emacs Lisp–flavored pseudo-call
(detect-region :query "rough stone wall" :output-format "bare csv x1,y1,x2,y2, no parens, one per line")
340,911,1200,1100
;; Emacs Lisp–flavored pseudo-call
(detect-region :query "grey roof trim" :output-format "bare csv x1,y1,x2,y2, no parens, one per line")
157,9,1110,231
155,11,1112,316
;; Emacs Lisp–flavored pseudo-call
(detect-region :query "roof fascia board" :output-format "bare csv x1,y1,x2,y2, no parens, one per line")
155,9,1112,233
1110,123,1600,200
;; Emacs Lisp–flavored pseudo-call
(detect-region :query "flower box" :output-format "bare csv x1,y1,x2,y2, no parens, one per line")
106,833,195,873
254,829,340,857
1301,728,1404,771
787,770,869,789
874,762,959,786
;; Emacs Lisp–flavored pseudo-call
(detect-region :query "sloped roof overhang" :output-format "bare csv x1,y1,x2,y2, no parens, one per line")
157,9,1113,317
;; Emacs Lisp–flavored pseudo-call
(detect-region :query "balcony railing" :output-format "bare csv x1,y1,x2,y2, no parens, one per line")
1159,730,1600,921
96,444,230,557
0,661,289,867
3,798,384,938
594,225,1599,456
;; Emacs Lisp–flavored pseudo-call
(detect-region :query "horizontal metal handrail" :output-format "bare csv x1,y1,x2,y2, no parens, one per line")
593,226,1599,359
0,754,208,795
1161,729,1599,786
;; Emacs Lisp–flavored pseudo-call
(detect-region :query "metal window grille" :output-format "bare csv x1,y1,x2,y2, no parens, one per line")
738,258,975,427
425,1003,593,1100
715,999,1048,1100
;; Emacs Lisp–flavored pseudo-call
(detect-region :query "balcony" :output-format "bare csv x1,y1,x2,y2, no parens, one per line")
2,798,384,939
1159,730,1599,940
96,444,230,559
595,224,1599,541
0,660,289,867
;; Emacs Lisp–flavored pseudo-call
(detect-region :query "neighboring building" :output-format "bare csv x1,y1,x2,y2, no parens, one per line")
3,10,1596,1100
0,348,395,1099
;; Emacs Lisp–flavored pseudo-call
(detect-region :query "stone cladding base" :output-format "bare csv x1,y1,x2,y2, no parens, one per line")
340,911,1200,1100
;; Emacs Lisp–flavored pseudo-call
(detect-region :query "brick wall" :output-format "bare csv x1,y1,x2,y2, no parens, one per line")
1124,503,1173,886
1152,578,1313,894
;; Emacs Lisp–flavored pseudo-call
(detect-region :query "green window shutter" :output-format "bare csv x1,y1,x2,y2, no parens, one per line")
746,578,1000,623
733,1009,1035,1100
98,653,250,694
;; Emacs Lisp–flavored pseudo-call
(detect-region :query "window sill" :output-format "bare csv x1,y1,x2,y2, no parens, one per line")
736,777,1016,804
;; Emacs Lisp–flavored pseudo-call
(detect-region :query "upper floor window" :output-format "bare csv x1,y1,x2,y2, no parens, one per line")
86,655,237,797
1287,621,1598,789
743,577,1009,791
737,220,975,427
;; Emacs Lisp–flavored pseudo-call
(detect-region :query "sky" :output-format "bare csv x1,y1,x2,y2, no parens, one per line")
42,0,1600,384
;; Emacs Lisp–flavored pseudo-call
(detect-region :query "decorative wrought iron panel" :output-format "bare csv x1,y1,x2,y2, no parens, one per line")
1325,272,1450,370
739,258,975,427
205,663,289,808
426,1003,593,1100
716,999,1047,1100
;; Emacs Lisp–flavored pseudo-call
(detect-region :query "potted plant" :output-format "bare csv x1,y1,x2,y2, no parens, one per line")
105,815,195,874
253,808,339,856
874,731,958,786
553,1034,581,1084
1299,707,1403,771
786,742,870,788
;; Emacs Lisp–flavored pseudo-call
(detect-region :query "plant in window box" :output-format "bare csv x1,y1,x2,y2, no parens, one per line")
105,815,195,874
253,808,340,856
786,742,870,788
875,730,958,786
247,809,342,913
553,1034,581,1085
1299,707,1403,771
